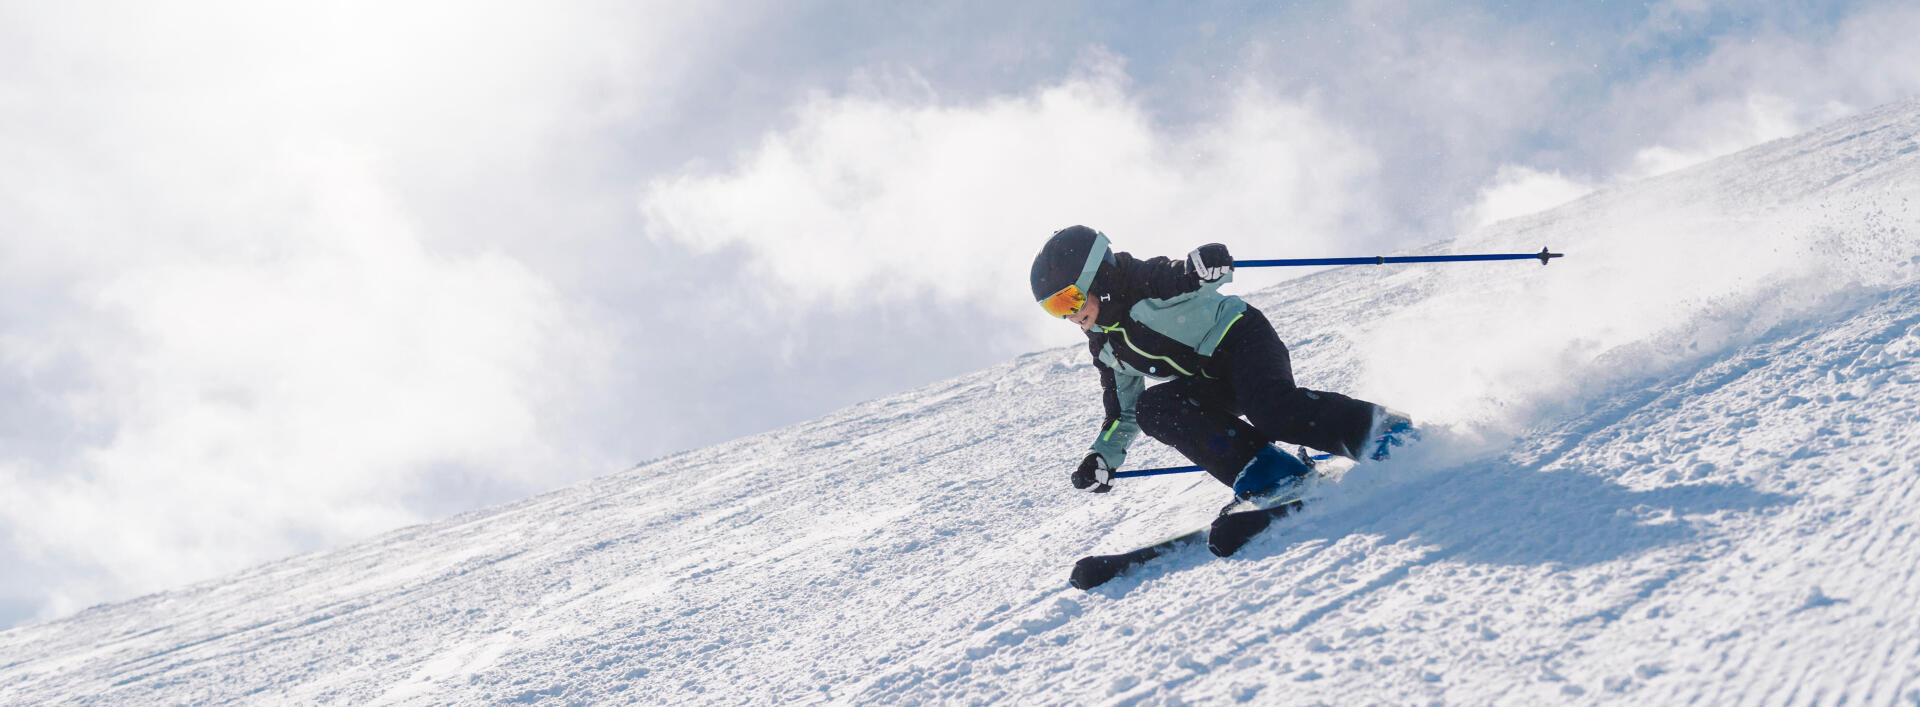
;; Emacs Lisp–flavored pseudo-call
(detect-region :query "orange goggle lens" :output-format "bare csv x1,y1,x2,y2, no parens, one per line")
1039,284,1088,318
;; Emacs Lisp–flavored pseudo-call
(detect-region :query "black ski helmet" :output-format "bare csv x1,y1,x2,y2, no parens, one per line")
1030,225,1116,316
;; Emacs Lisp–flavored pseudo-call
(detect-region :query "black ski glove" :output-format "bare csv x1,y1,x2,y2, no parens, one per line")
1187,243,1232,282
1071,453,1115,493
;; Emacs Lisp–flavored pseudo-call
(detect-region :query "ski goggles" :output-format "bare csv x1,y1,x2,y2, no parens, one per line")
1039,283,1089,318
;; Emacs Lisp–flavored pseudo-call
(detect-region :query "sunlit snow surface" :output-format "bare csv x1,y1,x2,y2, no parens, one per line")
4,100,1920,704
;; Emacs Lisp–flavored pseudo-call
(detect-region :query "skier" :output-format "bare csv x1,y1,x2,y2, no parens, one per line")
1030,225,1413,502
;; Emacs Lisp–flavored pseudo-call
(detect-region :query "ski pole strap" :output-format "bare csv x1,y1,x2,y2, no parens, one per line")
1113,453,1335,479
1238,247,1563,268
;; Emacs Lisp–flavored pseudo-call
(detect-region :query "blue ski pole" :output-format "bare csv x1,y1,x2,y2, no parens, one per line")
1237,246,1563,268
1111,465,1206,479
1106,250,1560,481
1113,452,1335,479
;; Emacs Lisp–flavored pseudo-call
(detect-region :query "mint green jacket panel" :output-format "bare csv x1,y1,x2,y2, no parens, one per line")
1087,370,1143,469
1084,276,1248,468
1124,277,1248,358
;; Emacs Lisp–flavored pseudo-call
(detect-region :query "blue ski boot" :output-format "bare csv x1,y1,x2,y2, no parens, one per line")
1230,445,1316,504
1368,408,1418,461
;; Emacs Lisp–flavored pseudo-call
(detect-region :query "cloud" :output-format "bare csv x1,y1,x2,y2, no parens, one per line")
641,60,1384,347
1625,94,1810,179
1454,1,1920,240
1461,166,1597,229
0,140,612,623
1585,1,1920,179
0,0,701,626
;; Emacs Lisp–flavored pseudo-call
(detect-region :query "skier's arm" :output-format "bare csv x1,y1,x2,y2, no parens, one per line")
1117,243,1231,300
1088,361,1143,470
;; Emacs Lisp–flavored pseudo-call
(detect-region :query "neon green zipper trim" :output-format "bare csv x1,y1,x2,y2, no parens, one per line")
1215,312,1245,346
1197,312,1245,379
1102,419,1121,441
1099,323,1194,377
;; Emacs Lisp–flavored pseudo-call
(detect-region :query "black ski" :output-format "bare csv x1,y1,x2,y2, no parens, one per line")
1206,499,1304,556
1068,499,1306,590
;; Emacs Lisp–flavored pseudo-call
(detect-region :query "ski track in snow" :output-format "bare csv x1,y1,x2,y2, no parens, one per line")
4,101,1920,704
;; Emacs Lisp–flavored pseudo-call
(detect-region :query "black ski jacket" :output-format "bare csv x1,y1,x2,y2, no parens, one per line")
1084,247,1247,469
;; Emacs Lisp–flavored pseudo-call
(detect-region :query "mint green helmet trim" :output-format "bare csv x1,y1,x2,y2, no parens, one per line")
1072,231,1110,299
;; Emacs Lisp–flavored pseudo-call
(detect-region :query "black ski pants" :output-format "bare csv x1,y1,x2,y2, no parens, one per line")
1135,306,1379,487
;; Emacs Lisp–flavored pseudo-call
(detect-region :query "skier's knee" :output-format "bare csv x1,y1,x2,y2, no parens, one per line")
1134,389,1180,438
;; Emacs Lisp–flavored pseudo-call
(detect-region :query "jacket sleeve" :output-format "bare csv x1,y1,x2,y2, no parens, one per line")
1089,350,1143,470
1112,251,1204,301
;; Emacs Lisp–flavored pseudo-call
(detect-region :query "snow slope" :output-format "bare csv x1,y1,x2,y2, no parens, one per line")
3,99,1919,705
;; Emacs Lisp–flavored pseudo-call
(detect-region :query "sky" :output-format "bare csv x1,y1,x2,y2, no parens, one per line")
1,0,1917,630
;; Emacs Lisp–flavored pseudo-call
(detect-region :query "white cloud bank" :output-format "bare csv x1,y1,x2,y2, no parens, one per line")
1464,1,1920,228
0,0,695,623
641,62,1386,347
1462,166,1598,229
2,153,588,616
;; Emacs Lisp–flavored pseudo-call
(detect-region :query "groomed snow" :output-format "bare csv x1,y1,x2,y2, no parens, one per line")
3,99,1919,704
